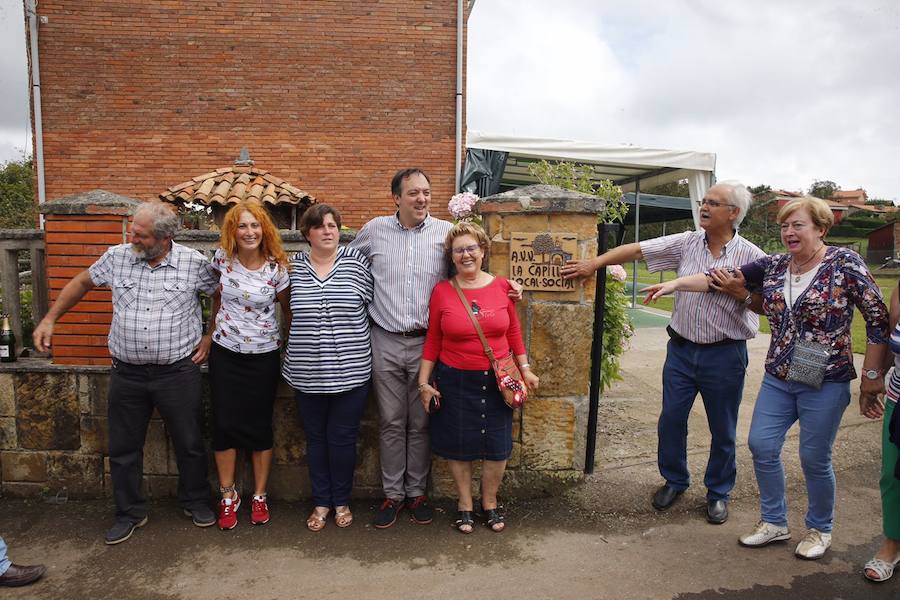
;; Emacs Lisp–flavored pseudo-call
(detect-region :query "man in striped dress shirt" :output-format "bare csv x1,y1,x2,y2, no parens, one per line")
562,181,765,524
351,168,453,528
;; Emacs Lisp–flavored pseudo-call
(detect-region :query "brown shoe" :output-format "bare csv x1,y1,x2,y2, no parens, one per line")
0,563,47,587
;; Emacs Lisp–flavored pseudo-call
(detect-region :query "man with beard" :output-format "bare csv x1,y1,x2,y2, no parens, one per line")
33,201,219,544
561,181,765,525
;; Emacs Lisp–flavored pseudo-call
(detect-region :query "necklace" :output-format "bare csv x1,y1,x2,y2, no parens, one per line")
790,245,824,283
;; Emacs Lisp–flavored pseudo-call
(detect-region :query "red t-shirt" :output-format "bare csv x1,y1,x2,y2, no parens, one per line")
422,277,527,370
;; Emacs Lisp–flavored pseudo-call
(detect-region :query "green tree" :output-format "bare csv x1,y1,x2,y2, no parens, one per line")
0,156,36,229
808,180,840,200
644,179,690,198
739,197,783,254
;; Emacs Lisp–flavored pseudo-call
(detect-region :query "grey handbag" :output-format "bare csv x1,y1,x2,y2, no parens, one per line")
784,267,832,389
786,338,831,389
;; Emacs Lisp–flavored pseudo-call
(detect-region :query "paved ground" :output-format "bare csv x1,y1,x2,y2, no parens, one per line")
1,323,893,599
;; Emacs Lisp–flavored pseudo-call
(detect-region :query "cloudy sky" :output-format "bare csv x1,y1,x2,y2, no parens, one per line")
0,1,29,164
467,0,900,201
2,1,898,200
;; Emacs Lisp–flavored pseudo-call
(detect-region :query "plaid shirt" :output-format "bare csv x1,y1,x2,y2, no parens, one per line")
89,243,218,364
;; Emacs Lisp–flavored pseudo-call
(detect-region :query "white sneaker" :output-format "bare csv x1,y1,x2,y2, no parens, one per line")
795,528,831,559
739,520,791,547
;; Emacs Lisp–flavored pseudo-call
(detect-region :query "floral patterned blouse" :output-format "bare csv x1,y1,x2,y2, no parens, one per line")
740,246,889,382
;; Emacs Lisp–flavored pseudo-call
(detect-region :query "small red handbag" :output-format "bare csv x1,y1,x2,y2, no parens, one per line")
451,278,527,409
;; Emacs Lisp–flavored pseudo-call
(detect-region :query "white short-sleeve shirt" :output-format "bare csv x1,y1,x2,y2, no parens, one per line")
210,248,290,354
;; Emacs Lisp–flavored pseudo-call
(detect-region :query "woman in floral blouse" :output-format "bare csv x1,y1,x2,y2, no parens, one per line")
200,201,291,530
644,196,888,560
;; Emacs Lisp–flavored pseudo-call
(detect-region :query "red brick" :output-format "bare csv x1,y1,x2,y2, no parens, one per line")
45,221,125,234
47,255,98,267
57,313,112,325
51,345,111,358
45,233,125,245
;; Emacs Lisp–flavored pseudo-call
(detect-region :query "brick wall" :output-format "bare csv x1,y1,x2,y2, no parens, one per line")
44,214,127,365
29,1,466,227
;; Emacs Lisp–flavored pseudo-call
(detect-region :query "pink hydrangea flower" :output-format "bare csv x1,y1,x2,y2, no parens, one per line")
608,264,628,282
448,192,480,220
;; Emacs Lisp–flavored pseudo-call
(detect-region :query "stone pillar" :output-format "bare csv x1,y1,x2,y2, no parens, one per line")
39,190,139,365
466,184,604,495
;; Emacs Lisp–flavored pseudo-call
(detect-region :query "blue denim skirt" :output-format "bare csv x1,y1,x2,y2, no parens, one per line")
430,362,513,461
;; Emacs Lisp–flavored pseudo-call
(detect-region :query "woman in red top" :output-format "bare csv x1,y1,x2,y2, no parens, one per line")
418,222,539,534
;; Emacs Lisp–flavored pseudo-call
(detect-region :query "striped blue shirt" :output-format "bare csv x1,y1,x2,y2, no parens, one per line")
350,213,452,332
641,230,766,343
282,246,374,394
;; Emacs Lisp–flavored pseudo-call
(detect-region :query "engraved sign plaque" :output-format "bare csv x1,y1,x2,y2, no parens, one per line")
509,232,578,291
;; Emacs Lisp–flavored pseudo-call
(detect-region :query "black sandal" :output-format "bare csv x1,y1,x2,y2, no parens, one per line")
454,510,474,534
474,488,503,518
484,508,505,532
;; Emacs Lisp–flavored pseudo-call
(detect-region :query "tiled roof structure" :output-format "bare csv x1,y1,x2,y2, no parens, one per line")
160,165,315,207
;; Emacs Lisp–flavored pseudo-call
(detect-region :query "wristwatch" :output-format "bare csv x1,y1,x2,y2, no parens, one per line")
742,293,753,307
862,368,882,380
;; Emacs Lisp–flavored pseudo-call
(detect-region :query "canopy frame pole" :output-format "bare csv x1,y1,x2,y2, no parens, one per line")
660,220,666,283
630,178,641,308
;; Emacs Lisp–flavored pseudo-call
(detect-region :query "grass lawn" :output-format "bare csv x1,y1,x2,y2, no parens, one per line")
619,261,894,354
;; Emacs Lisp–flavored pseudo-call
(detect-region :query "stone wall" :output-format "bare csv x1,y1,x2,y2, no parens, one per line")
0,363,384,501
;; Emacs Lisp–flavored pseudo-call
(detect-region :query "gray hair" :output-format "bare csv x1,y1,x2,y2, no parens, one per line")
134,201,180,239
711,181,751,227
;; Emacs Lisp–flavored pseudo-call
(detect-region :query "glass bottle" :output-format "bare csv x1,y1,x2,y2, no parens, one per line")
0,315,16,362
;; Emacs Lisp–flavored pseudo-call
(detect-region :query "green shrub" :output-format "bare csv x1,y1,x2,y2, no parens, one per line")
829,224,868,237
0,157,36,229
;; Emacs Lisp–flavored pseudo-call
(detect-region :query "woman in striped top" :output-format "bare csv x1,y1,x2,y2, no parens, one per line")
864,281,900,582
282,204,374,531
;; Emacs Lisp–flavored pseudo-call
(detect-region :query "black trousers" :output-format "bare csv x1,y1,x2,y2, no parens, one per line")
108,356,210,522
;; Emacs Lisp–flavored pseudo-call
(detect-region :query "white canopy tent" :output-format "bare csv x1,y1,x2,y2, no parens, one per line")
465,130,717,229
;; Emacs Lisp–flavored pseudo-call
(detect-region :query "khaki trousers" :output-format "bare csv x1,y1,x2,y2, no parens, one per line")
371,326,430,500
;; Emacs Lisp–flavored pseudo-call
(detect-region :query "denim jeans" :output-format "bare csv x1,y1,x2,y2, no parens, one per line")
295,381,370,507
0,536,9,575
108,357,210,522
659,338,748,500
748,373,850,532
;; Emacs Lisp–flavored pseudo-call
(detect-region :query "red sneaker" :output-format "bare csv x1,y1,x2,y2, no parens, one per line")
217,493,241,530
251,495,270,525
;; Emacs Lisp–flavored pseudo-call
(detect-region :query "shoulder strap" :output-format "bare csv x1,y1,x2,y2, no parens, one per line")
450,277,496,362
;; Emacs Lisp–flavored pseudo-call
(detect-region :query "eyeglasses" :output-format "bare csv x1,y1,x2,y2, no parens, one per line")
697,198,735,209
451,244,482,256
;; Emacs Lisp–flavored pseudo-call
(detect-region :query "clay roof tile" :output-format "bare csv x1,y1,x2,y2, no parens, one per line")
160,163,314,208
